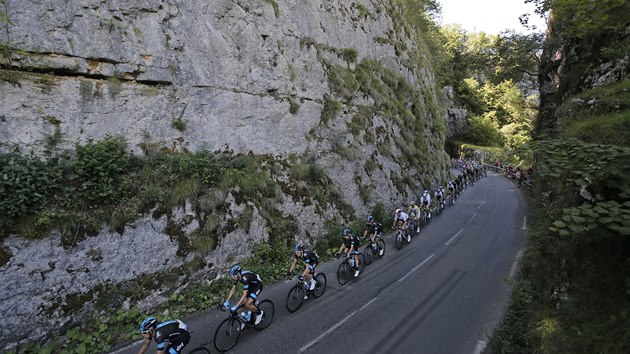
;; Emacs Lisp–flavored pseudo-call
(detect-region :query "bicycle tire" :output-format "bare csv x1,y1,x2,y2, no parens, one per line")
213,317,241,352
405,231,412,244
311,273,327,298
395,232,403,250
364,245,374,265
254,299,274,330
377,238,385,257
188,347,211,354
286,284,304,313
337,261,351,285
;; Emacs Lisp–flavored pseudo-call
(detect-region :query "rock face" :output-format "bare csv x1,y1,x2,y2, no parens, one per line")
0,0,450,346
537,13,630,135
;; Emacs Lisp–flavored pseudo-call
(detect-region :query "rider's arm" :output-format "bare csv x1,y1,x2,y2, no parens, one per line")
137,337,151,354
235,289,247,308
288,257,297,273
302,264,310,278
226,283,237,302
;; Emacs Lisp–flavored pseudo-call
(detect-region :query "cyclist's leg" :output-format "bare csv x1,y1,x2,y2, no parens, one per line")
307,264,316,290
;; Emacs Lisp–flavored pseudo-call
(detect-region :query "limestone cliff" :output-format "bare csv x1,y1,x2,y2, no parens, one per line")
536,5,630,136
0,0,450,346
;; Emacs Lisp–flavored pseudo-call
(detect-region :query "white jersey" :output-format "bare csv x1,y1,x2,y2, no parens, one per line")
395,211,409,222
420,194,431,206
435,189,443,198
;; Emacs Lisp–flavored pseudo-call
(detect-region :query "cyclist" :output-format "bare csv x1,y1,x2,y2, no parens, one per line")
420,190,432,219
447,180,456,204
338,228,361,277
363,215,384,256
434,187,444,210
393,208,411,242
223,264,264,330
288,242,319,292
407,201,420,233
137,317,190,354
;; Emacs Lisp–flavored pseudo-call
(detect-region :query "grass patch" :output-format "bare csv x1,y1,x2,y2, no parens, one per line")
321,95,341,125
563,110,630,147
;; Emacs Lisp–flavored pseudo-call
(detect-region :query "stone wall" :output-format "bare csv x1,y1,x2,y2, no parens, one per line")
0,0,451,346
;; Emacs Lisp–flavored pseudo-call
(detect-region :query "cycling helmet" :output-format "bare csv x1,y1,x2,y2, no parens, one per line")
367,215,374,222
293,242,303,252
342,228,351,236
395,208,401,214
423,190,428,195
229,264,242,276
140,317,157,333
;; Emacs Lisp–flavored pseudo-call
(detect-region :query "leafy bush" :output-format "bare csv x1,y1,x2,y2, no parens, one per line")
0,154,59,218
73,135,130,202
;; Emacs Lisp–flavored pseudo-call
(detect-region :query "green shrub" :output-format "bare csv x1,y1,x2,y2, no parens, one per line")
171,118,186,131
0,154,58,218
73,135,130,202
321,95,341,125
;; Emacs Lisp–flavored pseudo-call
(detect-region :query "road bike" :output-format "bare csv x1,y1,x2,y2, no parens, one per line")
363,233,385,265
447,192,454,207
435,198,445,215
394,224,412,250
336,252,365,285
213,299,275,352
420,205,432,225
286,273,327,313
408,217,420,236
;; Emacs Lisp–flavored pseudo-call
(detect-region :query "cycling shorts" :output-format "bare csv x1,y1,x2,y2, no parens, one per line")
245,283,263,300
167,330,190,354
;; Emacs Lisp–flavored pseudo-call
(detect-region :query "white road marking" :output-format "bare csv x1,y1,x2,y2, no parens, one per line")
111,340,144,354
510,250,524,278
473,340,488,354
446,228,465,246
468,212,478,223
299,297,378,352
398,254,435,282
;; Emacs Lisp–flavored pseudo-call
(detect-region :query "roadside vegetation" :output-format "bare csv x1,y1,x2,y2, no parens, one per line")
489,0,630,352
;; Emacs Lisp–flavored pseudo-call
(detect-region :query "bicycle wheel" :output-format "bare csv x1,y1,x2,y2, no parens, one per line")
395,232,403,250
254,299,274,330
286,284,304,313
337,261,351,285
188,347,211,354
213,317,241,352
364,245,374,265
376,238,385,257
311,273,327,298
405,230,412,244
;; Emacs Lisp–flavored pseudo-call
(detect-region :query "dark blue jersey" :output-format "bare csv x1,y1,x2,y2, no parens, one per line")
236,270,263,291
343,235,360,249
294,249,319,265
154,320,190,352
365,221,382,235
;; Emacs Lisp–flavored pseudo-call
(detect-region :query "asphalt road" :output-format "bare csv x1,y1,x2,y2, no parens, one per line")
115,172,526,354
